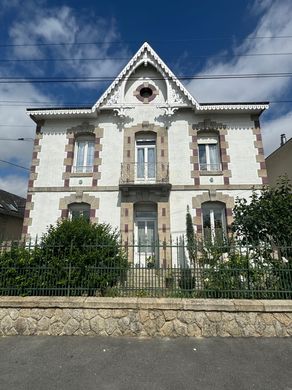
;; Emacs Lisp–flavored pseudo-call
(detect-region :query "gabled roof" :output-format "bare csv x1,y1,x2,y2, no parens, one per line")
27,42,269,118
0,189,26,218
92,42,200,109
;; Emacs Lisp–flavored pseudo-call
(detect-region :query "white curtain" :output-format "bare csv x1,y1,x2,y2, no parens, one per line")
209,144,219,170
137,148,144,178
198,144,207,170
86,141,95,172
76,141,85,172
147,147,155,178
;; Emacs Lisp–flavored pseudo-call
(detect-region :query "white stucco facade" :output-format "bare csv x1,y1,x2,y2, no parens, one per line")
23,43,269,265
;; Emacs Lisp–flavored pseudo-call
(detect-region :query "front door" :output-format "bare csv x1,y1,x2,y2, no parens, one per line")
134,217,157,266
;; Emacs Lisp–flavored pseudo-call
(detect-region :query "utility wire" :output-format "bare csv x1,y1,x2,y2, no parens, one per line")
0,159,30,171
0,138,33,141
1,35,292,48
0,125,32,127
2,52,292,62
1,72,292,84
2,100,292,108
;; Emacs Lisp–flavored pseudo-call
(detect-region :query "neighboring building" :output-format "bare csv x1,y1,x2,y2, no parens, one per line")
23,42,269,265
266,136,292,186
0,189,25,241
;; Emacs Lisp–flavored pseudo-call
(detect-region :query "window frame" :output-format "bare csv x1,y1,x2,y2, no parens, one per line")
135,134,156,182
201,202,227,241
198,134,221,172
68,202,91,222
73,135,95,174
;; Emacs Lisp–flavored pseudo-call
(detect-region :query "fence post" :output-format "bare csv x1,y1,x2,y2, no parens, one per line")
67,261,72,297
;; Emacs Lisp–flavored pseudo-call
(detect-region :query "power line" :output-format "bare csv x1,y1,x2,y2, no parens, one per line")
0,159,30,171
1,100,292,108
0,125,32,127
0,138,33,141
1,35,292,48
2,52,292,62
1,72,292,84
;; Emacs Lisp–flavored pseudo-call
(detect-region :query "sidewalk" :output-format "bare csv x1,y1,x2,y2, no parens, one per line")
0,336,291,390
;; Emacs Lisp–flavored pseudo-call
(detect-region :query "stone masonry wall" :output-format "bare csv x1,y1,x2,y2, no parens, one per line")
0,298,291,337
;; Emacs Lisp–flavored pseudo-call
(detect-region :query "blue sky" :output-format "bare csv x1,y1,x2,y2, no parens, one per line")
0,0,292,196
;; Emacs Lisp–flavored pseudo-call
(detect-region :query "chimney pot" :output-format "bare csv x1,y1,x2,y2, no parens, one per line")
280,133,287,146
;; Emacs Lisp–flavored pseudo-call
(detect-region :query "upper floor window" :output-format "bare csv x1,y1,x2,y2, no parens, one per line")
202,201,226,241
73,135,95,173
198,134,221,171
68,202,90,222
136,134,156,181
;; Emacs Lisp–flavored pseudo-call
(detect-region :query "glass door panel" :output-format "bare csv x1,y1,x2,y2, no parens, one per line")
135,218,157,266
147,148,155,179
137,148,145,178
136,140,156,181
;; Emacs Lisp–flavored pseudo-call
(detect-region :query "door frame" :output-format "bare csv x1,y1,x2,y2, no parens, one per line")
134,214,158,267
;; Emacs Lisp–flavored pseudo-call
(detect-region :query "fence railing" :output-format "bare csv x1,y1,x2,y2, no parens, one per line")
0,264,291,299
119,162,169,184
0,240,291,299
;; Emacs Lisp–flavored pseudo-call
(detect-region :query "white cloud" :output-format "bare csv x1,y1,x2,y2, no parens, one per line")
187,0,292,102
262,112,292,155
0,82,49,166
0,174,28,197
0,2,129,197
185,0,292,155
8,6,129,82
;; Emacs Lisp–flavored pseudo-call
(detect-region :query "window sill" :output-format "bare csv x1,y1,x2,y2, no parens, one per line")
199,170,223,176
69,172,93,178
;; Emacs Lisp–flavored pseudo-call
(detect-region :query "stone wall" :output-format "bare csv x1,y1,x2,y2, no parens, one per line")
0,297,291,337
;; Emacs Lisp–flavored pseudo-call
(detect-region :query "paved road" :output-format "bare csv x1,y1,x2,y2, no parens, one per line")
0,336,291,390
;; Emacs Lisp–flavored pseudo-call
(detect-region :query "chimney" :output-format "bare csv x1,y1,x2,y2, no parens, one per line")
280,133,287,146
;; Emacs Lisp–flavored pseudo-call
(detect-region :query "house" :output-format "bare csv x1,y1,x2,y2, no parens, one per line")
22,42,269,266
0,189,25,241
266,135,292,186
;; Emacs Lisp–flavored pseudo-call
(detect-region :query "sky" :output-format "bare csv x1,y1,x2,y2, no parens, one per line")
0,0,292,197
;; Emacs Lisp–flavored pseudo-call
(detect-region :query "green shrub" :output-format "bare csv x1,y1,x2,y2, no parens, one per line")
0,218,128,296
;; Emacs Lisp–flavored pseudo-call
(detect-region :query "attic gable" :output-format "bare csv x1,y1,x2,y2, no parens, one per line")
27,43,269,118
93,42,199,110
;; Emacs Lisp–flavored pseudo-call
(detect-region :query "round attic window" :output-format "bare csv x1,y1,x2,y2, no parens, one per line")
134,82,158,103
140,87,153,99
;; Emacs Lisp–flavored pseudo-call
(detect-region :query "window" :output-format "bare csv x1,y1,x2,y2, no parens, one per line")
134,82,158,103
134,203,157,266
198,134,221,171
68,203,90,222
73,135,95,173
140,87,153,99
136,134,156,181
202,202,226,241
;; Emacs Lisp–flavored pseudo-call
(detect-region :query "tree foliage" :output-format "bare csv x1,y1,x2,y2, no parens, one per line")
186,205,197,264
232,176,292,246
0,218,128,296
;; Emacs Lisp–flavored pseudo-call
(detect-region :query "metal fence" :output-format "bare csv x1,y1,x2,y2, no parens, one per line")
0,240,291,299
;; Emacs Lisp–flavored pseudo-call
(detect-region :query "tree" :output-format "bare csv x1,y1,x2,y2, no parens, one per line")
232,176,292,247
186,205,197,264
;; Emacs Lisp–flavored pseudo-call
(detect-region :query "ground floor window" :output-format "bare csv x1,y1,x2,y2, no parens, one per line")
202,201,226,241
68,202,90,222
